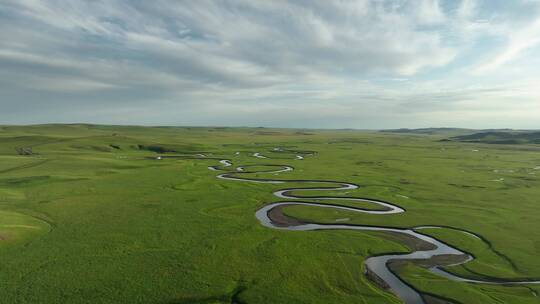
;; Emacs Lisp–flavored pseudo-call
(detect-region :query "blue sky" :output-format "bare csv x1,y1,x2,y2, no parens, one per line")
1,0,539,129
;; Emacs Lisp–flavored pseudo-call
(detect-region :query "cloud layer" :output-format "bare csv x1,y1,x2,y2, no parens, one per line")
1,0,539,128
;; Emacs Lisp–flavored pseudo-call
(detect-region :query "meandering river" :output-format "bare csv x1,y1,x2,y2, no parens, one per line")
164,149,540,303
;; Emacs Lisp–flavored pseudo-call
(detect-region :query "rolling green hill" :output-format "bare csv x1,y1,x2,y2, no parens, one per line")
450,131,540,145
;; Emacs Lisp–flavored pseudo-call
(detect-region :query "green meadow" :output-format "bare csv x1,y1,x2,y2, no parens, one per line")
0,124,539,303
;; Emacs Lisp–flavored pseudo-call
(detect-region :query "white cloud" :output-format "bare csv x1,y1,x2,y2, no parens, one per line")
415,0,447,25
0,0,539,128
472,17,540,74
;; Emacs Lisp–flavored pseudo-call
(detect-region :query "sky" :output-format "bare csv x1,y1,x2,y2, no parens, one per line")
1,0,539,129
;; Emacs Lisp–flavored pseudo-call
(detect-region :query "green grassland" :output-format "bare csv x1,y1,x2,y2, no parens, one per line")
0,124,539,303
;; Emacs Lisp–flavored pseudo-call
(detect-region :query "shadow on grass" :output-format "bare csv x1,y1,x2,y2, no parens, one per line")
167,286,247,304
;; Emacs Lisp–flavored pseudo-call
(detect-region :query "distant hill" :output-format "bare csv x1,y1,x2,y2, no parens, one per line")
450,131,540,144
380,128,476,136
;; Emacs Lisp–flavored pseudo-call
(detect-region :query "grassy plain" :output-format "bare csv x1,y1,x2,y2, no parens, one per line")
0,124,539,303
